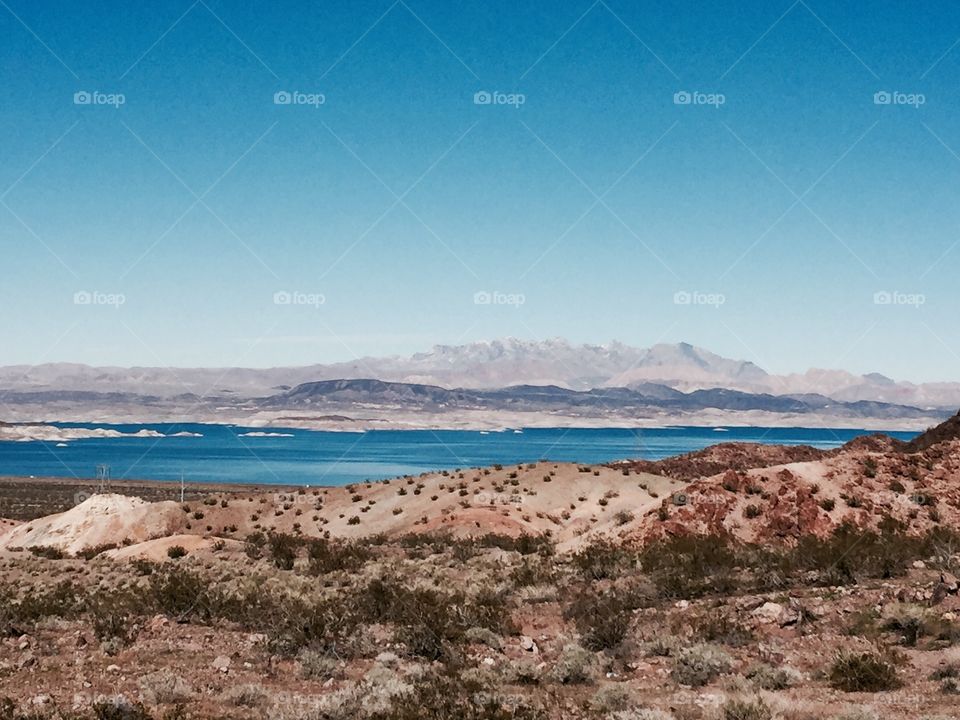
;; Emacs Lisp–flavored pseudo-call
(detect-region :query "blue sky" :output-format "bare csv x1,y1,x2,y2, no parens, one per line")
1,0,959,382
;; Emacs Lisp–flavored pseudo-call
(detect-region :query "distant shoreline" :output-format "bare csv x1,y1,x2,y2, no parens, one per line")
0,411,941,436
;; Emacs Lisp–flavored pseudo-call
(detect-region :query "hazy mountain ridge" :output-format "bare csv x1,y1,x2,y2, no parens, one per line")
0,338,957,409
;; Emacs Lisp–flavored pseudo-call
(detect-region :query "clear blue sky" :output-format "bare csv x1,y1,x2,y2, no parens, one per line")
1,0,959,381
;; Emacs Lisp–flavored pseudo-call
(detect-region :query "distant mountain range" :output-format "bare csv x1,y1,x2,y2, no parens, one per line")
0,338,957,410
256,378,935,420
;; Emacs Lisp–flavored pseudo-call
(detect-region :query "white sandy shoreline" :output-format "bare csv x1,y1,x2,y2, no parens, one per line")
0,409,937,441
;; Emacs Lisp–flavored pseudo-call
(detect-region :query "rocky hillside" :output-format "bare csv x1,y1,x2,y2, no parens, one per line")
4,412,960,560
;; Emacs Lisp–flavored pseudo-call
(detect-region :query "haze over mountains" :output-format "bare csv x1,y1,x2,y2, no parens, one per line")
0,338,956,408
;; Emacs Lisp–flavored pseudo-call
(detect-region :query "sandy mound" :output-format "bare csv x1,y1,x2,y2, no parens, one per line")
0,493,185,555
104,534,242,562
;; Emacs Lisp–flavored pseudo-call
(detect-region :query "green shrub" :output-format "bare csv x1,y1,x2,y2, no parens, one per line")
720,695,772,720
306,537,372,574
564,589,634,651
573,537,632,580
828,650,901,692
745,663,802,690
267,532,299,570
166,545,187,559
550,642,596,684
670,643,731,687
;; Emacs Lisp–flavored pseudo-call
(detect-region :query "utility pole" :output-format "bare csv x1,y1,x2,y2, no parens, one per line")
95,464,110,494
180,471,185,503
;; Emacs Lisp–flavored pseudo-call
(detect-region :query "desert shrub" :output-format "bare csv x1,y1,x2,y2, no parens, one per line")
477,533,554,556
640,535,738,598
77,543,118,560
644,635,678,657
306,537,372,574
799,521,960,584
6,580,80,625
564,589,634,651
369,668,546,719
222,683,267,708
166,545,187,560
148,566,218,623
745,663,802,690
139,669,193,704
941,677,960,694
297,648,339,679
573,537,633,580
92,696,155,720
608,711,674,720
508,659,543,685
356,579,472,660
830,710,879,720
720,695,772,720
88,589,142,650
550,642,597,684
589,684,634,713
267,532,299,570
27,545,65,560
509,557,556,588
670,643,731,687
614,510,635,526
828,649,901,692
244,531,265,559
881,603,932,646
132,559,156,576
688,610,754,648
465,626,503,651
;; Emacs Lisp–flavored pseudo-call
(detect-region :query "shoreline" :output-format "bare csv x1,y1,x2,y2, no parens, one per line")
0,411,941,438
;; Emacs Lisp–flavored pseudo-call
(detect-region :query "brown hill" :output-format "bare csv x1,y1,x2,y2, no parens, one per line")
612,441,826,481
5,418,960,559
905,408,960,452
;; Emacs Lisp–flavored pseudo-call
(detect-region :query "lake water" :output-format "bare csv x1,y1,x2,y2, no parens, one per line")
0,423,918,487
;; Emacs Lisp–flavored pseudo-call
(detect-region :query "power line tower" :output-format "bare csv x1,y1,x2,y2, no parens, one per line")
95,464,110,494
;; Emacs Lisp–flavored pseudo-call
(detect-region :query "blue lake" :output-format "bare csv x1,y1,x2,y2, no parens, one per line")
0,424,919,486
